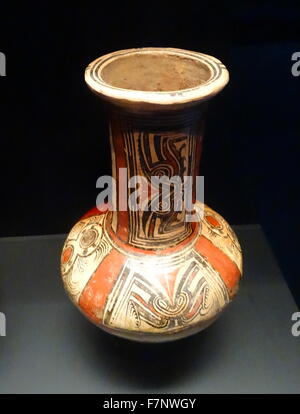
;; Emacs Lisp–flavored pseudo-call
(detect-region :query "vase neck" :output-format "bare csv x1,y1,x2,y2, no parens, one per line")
107,104,207,249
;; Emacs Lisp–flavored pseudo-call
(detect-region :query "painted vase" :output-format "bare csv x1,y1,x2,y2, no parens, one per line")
60,48,243,342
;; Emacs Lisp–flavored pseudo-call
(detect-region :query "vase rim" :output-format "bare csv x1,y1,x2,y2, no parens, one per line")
85,47,229,108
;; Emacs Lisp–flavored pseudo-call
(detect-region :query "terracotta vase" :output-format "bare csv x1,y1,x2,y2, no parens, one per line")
60,48,243,342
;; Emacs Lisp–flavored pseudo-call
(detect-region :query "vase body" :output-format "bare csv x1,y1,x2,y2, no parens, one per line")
61,48,243,342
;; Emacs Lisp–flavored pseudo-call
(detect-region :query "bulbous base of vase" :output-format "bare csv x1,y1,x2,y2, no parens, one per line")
61,202,242,343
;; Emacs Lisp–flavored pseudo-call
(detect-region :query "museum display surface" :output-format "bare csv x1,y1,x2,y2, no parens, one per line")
0,226,299,393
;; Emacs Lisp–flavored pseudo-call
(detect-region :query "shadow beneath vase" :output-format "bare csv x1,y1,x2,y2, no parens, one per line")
71,310,225,391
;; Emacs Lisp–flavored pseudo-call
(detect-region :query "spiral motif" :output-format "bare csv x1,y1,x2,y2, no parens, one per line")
80,228,98,249
152,165,174,179
153,291,189,317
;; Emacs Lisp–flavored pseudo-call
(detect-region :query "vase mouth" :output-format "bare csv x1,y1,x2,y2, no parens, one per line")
85,48,229,108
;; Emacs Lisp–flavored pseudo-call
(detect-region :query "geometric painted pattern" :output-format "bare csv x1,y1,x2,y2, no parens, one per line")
61,202,242,338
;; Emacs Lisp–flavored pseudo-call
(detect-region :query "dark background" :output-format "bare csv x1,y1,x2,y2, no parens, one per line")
0,2,299,306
